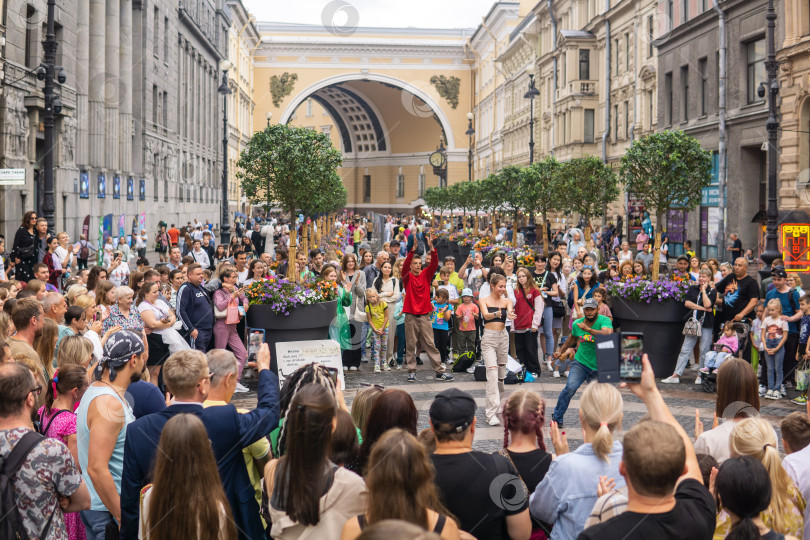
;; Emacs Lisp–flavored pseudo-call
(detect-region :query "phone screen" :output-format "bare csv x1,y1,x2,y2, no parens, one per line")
620,333,644,381
326,367,339,386
247,329,265,363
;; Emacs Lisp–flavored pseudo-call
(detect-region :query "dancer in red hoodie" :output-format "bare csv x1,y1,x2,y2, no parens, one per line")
403,230,454,383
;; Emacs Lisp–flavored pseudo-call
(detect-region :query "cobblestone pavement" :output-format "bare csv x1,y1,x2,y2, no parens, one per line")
233,357,801,454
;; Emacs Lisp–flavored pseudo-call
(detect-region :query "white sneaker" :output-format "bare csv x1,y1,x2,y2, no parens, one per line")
349,366,358,371
487,416,501,426
466,366,476,374
661,376,680,384
234,382,249,393
694,375,702,385
343,365,348,371
765,390,779,400
396,364,402,370
759,384,767,396
564,370,569,377
546,360,554,371
374,367,381,373
780,385,786,396
553,370,560,378
383,362,392,371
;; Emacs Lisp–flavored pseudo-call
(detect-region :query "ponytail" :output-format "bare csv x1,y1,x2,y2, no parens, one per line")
43,364,88,415
579,382,623,462
725,514,761,540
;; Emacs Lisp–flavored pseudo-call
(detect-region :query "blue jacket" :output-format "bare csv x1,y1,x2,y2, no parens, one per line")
529,440,625,540
119,369,280,540
176,281,214,332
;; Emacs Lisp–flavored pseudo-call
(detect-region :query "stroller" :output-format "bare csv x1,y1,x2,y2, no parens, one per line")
702,321,751,393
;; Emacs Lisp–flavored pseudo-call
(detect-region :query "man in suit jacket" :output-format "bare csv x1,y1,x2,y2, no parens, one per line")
120,345,278,540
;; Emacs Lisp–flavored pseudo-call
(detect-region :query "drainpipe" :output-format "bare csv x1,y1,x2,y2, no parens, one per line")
548,0,557,155
479,20,501,166
601,4,611,228
630,16,638,142
713,0,727,257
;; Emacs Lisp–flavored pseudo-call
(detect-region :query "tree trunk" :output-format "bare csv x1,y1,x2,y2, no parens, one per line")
287,224,298,282
474,213,479,234
651,212,663,281
542,211,549,255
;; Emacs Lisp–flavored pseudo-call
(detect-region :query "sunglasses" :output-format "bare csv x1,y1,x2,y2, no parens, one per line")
360,382,385,390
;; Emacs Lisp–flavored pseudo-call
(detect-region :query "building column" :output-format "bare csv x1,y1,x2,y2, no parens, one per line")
88,0,105,167
119,0,132,173
105,0,120,169
75,0,89,166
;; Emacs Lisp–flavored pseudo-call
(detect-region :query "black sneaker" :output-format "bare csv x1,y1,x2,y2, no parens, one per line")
407,372,416,383
416,358,424,365
436,372,454,381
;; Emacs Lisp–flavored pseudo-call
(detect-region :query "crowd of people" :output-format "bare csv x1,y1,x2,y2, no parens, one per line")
0,208,807,540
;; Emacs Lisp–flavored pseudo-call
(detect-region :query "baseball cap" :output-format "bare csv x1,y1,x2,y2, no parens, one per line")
583,298,599,310
608,255,619,262
772,268,788,278
429,388,476,433
461,288,473,298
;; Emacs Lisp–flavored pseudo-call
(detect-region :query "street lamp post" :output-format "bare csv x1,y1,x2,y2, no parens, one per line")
218,60,232,247
38,0,65,233
266,111,272,127
465,112,475,182
524,64,540,165
758,0,780,279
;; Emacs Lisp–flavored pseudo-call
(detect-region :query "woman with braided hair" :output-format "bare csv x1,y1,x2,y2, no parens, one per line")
264,383,367,539
269,362,342,458
76,330,147,536
498,390,553,538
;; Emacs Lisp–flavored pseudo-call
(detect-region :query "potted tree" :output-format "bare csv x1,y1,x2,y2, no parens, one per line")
611,131,713,375
237,124,345,348
620,130,712,280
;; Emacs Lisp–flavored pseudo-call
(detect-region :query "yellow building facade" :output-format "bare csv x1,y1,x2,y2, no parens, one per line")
252,22,475,213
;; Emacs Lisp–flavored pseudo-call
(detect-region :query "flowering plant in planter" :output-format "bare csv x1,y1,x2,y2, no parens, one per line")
245,275,340,315
604,276,691,304
516,249,536,267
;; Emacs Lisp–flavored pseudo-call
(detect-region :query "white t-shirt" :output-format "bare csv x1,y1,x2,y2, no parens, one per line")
783,443,810,540
237,268,249,284
436,284,459,302
659,243,669,263
55,245,72,270
109,264,130,287
137,299,173,335
618,250,633,263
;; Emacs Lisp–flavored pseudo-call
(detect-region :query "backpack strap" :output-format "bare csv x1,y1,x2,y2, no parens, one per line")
434,513,447,533
2,431,43,477
38,409,69,437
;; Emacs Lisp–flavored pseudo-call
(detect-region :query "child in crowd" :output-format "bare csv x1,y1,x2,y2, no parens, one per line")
434,266,460,306
751,300,765,372
393,291,406,370
592,287,612,321
794,295,810,405
431,288,452,366
454,288,479,371
364,288,389,373
761,298,789,400
700,321,739,374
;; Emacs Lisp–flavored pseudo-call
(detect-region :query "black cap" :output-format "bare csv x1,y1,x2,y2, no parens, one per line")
677,255,690,262
772,268,788,278
608,255,619,262
429,388,476,433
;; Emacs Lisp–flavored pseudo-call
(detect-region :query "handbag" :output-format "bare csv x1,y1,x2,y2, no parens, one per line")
682,289,707,336
225,298,241,324
551,299,566,319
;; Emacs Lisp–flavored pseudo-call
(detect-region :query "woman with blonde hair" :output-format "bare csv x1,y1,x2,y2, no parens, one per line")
351,385,383,439
93,279,116,321
65,284,88,306
33,317,59,377
0,311,13,340
341,429,459,540
530,382,625,540
712,418,807,538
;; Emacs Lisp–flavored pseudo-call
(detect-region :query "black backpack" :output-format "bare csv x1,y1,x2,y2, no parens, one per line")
415,233,426,256
0,430,56,540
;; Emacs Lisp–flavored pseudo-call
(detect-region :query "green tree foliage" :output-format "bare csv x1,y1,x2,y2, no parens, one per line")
521,156,562,253
237,124,345,221
620,130,711,279
269,72,298,107
557,155,619,233
497,165,525,224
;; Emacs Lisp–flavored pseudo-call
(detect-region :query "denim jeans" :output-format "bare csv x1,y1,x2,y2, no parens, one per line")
81,509,114,540
552,360,597,425
360,321,370,361
396,323,406,364
538,305,554,359
765,337,785,391
674,326,713,375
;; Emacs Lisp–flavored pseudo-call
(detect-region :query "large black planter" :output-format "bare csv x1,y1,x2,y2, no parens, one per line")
436,238,449,262
458,244,471,263
609,298,689,377
449,241,460,260
246,300,338,372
